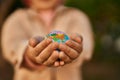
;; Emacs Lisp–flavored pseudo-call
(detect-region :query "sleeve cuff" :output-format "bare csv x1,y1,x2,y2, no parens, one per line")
15,40,28,69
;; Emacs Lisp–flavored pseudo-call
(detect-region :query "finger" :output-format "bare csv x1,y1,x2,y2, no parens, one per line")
43,51,59,66
54,61,60,67
59,51,72,63
25,46,37,63
59,44,79,60
65,40,82,53
70,34,83,44
29,36,44,47
33,38,52,56
60,61,65,66
36,42,59,64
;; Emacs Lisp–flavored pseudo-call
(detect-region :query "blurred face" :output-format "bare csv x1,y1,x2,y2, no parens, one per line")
30,0,62,10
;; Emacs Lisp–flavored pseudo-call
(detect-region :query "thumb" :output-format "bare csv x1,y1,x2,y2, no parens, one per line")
29,36,44,47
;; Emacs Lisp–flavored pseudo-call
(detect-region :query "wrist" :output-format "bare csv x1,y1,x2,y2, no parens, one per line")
23,53,46,71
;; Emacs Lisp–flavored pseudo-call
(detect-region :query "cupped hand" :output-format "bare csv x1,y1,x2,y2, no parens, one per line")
25,36,60,68
58,34,83,65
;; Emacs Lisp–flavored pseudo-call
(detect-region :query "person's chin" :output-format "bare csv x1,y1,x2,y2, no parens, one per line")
38,5,56,10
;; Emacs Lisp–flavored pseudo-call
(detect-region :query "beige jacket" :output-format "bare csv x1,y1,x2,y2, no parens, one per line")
1,6,94,80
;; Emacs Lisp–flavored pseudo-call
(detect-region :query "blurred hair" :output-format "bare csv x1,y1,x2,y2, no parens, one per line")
22,0,65,7
22,0,30,7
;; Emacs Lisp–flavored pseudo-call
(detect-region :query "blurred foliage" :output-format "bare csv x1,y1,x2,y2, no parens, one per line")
66,0,120,61
65,0,120,80
0,0,120,80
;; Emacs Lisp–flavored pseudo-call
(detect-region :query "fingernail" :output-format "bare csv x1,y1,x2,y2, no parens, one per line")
65,40,71,44
54,61,60,67
60,61,65,66
47,38,52,42
76,37,81,41
59,45,65,51
76,37,83,43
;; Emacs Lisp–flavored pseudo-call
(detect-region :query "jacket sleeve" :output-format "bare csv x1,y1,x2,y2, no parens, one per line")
1,10,29,69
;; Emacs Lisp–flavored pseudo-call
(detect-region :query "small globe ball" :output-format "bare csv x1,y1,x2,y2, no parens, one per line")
46,31,70,43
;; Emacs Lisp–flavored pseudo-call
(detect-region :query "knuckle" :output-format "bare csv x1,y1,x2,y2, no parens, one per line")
27,48,36,58
49,59,54,64
59,52,67,60
67,47,71,53
53,52,59,57
68,40,73,45
27,53,36,62
51,55,58,62
60,54,67,60
35,58,40,64
67,40,73,47
34,48,40,53
45,39,49,44
43,62,48,66
49,43,54,48
51,44,55,48
66,59,72,63
74,53,79,58
29,38,34,44
43,61,52,66
79,35,83,42
45,38,52,44
78,45,83,53
50,44,55,50
71,52,79,59
29,38,37,47
29,53,35,59
32,49,40,56
35,57,43,64
52,42,58,49
40,55,46,60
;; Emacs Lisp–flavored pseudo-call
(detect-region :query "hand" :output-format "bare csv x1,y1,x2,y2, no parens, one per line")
58,34,83,65
24,36,59,69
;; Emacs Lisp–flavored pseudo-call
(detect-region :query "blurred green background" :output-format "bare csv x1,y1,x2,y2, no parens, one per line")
0,0,120,80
